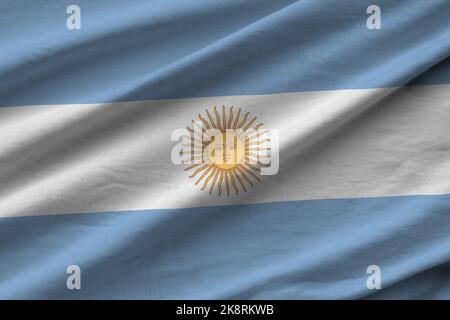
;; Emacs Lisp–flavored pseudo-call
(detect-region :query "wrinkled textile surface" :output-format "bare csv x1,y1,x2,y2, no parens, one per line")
1,0,450,299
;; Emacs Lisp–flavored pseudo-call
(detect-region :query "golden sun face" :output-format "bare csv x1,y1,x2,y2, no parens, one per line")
183,106,270,195
205,132,245,170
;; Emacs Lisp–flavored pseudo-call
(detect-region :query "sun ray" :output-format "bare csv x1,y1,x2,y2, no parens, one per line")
184,135,207,146
243,116,257,131
248,153,271,158
247,139,270,146
238,164,261,182
195,165,213,185
224,170,230,196
206,109,217,129
209,168,220,194
227,106,234,129
237,112,250,129
213,106,222,132
189,156,205,161
184,163,201,171
222,105,227,132
188,163,209,178
247,130,268,141
254,123,264,130
181,144,204,151
217,170,224,195
192,120,215,142
232,168,247,192
188,125,203,140
192,119,205,132
200,166,217,190
244,162,260,173
198,114,211,129
228,170,239,195
235,166,254,188
245,157,258,165
191,135,208,144
248,147,271,151
233,108,241,129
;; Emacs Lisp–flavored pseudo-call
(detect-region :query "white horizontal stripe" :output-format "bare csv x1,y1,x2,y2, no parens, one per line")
1,84,449,217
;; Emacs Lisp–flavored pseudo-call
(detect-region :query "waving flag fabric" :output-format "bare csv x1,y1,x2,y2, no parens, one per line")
1,0,450,299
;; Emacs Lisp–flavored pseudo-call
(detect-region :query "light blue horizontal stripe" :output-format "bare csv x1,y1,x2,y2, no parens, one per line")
0,0,449,107
1,194,450,299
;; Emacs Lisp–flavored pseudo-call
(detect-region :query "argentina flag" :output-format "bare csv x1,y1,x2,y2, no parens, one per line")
1,0,450,301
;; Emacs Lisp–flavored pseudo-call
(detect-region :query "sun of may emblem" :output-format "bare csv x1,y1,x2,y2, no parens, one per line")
181,106,272,195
